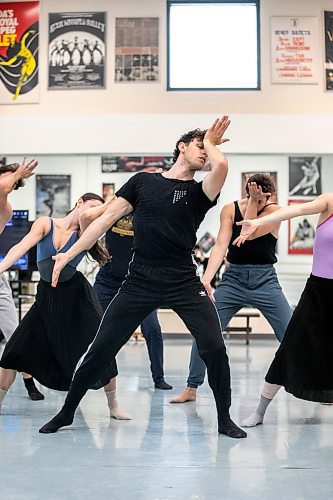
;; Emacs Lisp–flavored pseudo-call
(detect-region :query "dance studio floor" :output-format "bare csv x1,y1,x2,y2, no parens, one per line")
0,338,332,499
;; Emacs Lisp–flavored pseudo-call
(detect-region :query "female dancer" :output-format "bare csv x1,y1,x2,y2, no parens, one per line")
233,193,333,426
0,193,129,419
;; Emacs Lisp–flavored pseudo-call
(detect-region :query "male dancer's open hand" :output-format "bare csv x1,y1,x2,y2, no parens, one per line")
204,115,230,147
17,157,38,179
51,253,70,287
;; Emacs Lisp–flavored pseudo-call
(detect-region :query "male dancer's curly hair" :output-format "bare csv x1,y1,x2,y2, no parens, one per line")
0,163,24,190
245,173,276,196
172,128,207,163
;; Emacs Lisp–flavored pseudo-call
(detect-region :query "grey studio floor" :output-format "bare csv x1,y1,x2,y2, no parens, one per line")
0,337,332,500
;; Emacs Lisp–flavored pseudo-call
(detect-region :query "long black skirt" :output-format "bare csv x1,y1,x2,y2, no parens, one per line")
0,272,117,391
266,274,333,403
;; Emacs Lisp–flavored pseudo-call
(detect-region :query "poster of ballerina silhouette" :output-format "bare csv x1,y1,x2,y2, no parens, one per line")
288,157,322,197
48,12,106,89
0,2,39,104
115,18,159,82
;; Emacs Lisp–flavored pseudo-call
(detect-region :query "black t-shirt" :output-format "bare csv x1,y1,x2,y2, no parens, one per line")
116,173,217,265
98,214,134,278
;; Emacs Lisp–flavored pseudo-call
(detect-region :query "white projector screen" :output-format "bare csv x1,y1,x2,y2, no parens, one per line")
167,1,260,90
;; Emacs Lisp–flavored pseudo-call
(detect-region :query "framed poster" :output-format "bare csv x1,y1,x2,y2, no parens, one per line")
36,175,71,218
288,157,321,197
324,11,333,91
101,155,173,173
115,17,159,82
288,199,316,255
271,16,319,84
48,12,106,89
102,183,115,201
0,1,39,103
241,172,278,199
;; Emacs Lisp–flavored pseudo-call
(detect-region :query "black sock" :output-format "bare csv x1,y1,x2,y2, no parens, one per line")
154,379,173,390
218,414,247,439
39,408,74,434
23,377,45,401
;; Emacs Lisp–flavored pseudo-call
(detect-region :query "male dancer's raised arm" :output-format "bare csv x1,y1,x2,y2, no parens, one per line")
202,116,230,200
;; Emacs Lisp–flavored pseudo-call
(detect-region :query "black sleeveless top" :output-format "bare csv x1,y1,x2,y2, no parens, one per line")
227,201,277,265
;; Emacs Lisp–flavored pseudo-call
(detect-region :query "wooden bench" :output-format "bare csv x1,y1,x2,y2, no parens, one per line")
224,311,260,345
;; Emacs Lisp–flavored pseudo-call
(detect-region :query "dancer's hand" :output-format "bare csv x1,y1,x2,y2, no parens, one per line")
248,182,269,202
17,157,38,179
204,116,230,148
201,279,215,302
52,253,70,287
233,219,259,246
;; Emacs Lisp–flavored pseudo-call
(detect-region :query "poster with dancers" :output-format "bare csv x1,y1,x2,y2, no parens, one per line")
288,199,316,255
48,12,106,89
288,157,321,197
115,18,159,82
101,156,173,173
241,172,278,199
0,1,39,104
324,11,333,91
36,175,71,218
102,183,115,201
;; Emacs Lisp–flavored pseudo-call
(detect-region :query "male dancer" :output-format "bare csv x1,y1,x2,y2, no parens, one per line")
93,213,172,390
170,174,292,403
0,158,44,401
40,116,247,439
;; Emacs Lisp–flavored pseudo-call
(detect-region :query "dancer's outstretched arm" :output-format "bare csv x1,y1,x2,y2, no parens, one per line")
233,194,331,246
52,196,132,287
0,217,49,273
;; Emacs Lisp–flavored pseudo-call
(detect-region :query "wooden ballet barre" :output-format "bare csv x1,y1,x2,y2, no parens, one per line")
223,311,260,345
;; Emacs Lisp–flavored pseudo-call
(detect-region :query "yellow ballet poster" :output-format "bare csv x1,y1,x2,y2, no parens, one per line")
0,1,39,104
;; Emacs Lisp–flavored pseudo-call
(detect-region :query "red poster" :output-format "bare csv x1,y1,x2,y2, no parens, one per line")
0,1,39,103
288,199,316,255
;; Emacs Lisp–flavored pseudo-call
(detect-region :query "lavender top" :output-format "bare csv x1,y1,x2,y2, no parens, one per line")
312,214,333,279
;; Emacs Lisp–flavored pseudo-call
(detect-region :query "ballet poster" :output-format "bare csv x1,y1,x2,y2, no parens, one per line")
288,157,321,197
36,175,71,218
48,12,106,89
288,199,316,255
101,156,173,173
115,18,159,82
324,11,333,91
0,1,39,104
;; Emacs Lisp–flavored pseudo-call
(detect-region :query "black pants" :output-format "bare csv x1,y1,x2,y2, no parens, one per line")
64,259,232,417
93,272,165,382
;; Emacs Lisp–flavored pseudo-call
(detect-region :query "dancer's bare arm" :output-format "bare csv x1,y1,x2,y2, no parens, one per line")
233,194,331,246
243,182,281,239
202,116,230,201
201,203,233,300
52,197,133,287
79,196,115,232
0,217,48,273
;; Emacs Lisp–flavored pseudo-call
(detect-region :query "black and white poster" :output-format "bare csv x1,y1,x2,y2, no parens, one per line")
115,17,159,82
288,157,321,197
324,11,333,91
36,175,71,218
48,12,106,89
101,156,173,173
